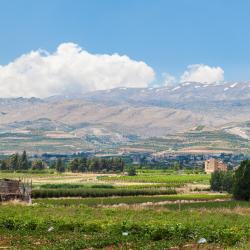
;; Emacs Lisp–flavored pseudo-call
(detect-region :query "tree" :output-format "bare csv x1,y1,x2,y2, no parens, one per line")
68,158,79,172
113,157,124,172
0,160,8,170
9,153,20,171
20,150,29,170
210,171,233,193
32,159,45,170
56,158,65,173
49,161,56,169
210,171,222,191
128,166,136,176
78,157,87,172
233,160,250,200
88,158,100,172
222,172,234,193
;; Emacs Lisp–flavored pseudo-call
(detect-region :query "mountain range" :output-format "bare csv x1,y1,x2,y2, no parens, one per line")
0,81,249,153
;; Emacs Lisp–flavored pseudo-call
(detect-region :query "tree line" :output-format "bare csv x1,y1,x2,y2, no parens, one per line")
210,160,250,201
0,151,125,173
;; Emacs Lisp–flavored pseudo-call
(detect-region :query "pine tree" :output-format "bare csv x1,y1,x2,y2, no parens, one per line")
20,150,29,170
68,158,79,172
10,153,20,171
56,158,65,173
78,157,87,172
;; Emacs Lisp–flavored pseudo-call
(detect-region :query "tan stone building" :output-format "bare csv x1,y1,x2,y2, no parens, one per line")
204,158,227,174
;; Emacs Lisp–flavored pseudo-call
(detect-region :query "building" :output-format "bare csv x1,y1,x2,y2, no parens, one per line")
0,178,32,202
204,158,227,174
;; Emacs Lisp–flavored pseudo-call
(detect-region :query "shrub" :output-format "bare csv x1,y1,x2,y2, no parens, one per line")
127,166,136,176
233,160,250,200
210,171,233,193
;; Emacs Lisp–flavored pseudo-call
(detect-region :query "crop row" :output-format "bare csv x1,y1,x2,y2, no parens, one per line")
38,183,114,189
32,188,177,198
38,182,183,190
99,174,210,184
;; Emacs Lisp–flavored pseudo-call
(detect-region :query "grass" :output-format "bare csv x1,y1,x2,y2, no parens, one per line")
99,173,210,184
0,202,249,249
39,183,115,189
0,171,111,185
34,193,231,207
0,170,249,249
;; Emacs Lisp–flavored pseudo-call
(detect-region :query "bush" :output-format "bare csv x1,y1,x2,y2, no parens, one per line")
210,171,233,193
233,160,250,200
127,166,136,176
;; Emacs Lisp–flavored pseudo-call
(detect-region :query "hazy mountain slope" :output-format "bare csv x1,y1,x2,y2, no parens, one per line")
0,82,249,138
81,82,250,106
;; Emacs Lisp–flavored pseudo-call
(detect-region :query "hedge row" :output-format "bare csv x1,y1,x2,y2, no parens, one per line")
32,188,177,198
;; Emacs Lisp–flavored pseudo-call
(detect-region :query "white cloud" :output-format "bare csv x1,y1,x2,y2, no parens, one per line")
180,64,224,84
0,43,155,98
162,73,176,86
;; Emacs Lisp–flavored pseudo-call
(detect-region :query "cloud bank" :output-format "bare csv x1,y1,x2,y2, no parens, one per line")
162,73,176,86
0,43,155,97
180,64,224,84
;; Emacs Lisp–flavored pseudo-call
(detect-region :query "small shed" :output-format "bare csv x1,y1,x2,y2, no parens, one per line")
0,178,32,203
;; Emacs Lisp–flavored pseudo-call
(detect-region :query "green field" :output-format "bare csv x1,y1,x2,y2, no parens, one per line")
0,200,250,249
34,193,231,207
0,171,249,249
99,173,210,184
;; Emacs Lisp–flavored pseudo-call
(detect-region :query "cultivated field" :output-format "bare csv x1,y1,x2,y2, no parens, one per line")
0,170,249,249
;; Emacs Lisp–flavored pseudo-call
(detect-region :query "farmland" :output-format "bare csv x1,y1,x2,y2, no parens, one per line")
0,170,249,249
99,172,210,185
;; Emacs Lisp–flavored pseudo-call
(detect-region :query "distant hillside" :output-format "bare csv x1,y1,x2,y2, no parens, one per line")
0,82,249,153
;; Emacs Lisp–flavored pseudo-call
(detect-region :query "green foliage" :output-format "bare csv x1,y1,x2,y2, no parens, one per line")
67,157,124,173
0,152,124,173
233,160,250,200
9,153,20,171
55,158,65,173
39,183,114,189
0,151,31,171
171,161,182,171
32,188,177,198
0,202,249,249
210,171,234,193
35,194,231,207
19,150,29,170
68,158,79,172
100,173,210,184
32,159,45,170
127,166,136,176
0,160,7,170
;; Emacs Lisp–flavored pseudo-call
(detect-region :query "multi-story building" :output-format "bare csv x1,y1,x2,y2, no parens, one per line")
204,158,227,174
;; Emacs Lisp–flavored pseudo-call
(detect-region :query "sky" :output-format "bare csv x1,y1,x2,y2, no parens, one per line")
0,0,250,97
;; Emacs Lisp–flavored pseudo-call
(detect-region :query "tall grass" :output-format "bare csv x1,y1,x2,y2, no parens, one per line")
35,194,231,207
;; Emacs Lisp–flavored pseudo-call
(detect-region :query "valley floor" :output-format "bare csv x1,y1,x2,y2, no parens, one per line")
0,171,249,249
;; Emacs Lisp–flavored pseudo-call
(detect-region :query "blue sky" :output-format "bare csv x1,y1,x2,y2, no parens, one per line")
0,0,250,97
